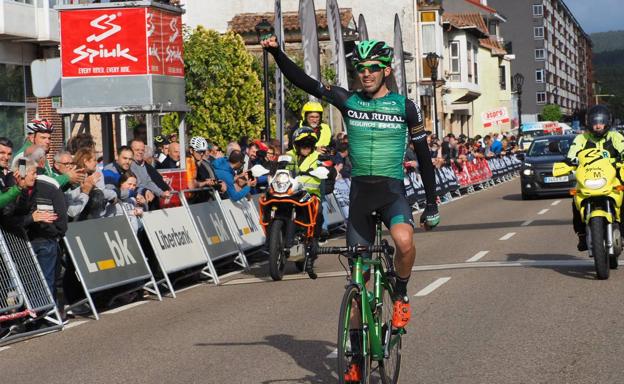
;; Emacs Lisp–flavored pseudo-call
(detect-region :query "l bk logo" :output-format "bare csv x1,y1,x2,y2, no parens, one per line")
75,231,138,273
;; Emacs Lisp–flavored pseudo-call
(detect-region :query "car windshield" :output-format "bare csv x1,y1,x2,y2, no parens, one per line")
522,130,546,139
528,137,572,157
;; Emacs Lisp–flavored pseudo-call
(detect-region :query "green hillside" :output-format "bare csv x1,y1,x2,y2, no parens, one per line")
590,31,624,53
591,31,624,122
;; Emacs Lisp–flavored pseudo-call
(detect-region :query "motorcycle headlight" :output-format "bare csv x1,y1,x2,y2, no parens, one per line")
271,172,291,194
523,169,534,176
584,178,607,190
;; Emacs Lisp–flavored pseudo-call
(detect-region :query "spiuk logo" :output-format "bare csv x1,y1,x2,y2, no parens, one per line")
71,13,138,64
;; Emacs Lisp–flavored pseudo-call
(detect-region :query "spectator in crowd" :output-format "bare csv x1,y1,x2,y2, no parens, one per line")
5,156,67,306
130,139,172,207
157,142,180,169
153,135,170,167
16,120,85,188
73,148,112,220
104,171,146,232
442,135,460,167
226,141,241,157
0,137,24,209
0,137,16,190
66,133,96,155
489,133,503,156
207,143,224,161
333,142,351,179
103,146,134,200
52,150,98,220
213,150,256,202
243,141,259,171
188,136,225,202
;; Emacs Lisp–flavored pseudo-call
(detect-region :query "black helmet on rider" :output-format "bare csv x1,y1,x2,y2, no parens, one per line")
587,104,612,138
292,126,318,151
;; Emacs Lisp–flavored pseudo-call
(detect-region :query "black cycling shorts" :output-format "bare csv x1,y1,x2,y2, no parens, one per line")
347,176,414,249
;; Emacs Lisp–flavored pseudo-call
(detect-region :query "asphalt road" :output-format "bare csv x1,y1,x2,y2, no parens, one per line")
3,179,623,384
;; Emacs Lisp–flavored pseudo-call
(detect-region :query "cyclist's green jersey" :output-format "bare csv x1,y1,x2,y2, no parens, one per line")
344,92,416,179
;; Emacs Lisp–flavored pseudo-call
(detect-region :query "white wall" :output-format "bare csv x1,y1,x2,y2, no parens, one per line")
182,0,420,98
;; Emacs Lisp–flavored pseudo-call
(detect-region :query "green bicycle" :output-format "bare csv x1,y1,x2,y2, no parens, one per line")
317,215,404,384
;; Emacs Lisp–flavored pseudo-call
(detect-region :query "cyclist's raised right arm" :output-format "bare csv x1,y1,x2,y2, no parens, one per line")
266,45,351,108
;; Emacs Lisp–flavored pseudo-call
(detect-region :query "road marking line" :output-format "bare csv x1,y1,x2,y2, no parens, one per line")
466,251,489,263
521,219,534,227
221,260,594,285
64,320,88,330
0,346,10,352
102,301,147,315
327,348,338,358
499,232,516,241
176,283,202,293
415,277,451,297
538,209,549,215
552,200,562,206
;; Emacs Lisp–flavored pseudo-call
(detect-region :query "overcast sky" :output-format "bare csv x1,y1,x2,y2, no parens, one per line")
563,0,622,34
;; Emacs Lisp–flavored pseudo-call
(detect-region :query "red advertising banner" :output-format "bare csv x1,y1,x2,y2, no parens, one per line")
61,8,148,77
161,12,185,77
146,9,164,75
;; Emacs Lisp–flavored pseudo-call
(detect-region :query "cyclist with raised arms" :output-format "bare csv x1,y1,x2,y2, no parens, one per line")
262,37,439,329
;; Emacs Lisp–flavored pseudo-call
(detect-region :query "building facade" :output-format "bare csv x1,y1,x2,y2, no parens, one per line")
182,0,422,101
488,0,593,124
0,0,63,153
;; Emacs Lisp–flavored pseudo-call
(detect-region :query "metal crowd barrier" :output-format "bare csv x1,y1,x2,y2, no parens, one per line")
0,228,63,345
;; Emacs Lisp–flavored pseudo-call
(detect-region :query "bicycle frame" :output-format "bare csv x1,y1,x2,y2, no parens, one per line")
348,221,402,362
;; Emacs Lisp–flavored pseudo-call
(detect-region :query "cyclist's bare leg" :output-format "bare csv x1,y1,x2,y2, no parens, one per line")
390,223,415,279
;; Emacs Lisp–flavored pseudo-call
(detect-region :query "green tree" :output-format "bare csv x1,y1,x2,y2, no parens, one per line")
541,104,562,122
183,27,264,148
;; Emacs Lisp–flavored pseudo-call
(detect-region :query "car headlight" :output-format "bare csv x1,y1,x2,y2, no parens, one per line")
584,178,607,190
523,169,534,176
271,172,291,194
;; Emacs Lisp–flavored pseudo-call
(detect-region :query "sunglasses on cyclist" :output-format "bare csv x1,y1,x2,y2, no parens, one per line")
355,63,387,74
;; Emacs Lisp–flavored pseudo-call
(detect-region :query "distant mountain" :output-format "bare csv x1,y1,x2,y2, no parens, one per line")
590,31,624,53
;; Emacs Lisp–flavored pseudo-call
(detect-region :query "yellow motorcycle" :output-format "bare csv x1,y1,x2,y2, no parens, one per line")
553,148,624,279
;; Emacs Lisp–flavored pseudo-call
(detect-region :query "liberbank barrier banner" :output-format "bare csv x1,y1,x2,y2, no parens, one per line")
64,215,154,294
141,206,208,273
187,201,240,262
220,199,265,251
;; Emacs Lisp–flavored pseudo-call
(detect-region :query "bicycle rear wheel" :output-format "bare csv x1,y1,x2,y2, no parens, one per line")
379,284,402,384
338,285,370,384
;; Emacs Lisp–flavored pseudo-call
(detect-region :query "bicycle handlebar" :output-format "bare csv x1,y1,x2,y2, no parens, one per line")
316,244,394,256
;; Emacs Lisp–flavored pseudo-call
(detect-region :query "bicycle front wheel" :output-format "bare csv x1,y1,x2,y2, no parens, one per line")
338,285,370,384
379,285,402,384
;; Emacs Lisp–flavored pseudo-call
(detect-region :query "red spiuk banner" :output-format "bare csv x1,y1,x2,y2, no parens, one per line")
61,7,184,78
146,9,165,75
161,12,185,77
61,8,148,77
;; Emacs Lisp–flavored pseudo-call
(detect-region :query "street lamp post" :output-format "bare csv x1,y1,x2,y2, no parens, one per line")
425,52,441,137
513,72,524,132
256,18,273,142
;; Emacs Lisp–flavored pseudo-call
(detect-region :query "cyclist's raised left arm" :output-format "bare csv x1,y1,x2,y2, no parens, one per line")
406,100,437,206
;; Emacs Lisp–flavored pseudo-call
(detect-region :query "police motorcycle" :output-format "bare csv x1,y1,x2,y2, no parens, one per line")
250,156,329,281
553,148,624,279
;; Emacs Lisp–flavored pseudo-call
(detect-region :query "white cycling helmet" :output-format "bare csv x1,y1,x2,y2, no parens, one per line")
189,136,208,152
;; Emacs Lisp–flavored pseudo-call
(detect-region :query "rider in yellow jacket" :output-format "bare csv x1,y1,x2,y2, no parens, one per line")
299,101,332,151
567,105,624,251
